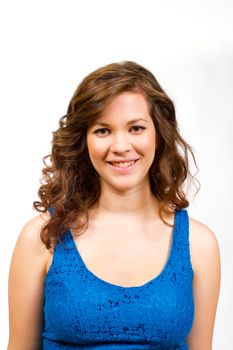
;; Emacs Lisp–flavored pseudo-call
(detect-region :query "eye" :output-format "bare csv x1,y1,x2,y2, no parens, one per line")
93,128,110,135
130,125,146,132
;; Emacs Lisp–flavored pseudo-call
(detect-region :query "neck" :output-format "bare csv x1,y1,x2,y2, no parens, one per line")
91,182,161,219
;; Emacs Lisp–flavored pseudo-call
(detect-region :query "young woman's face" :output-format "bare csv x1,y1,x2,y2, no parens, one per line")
86,91,157,192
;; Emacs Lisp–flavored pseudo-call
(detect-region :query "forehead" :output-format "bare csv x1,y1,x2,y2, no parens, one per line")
96,92,151,122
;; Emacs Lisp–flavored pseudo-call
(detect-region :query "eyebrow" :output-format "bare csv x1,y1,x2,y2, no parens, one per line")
93,118,149,127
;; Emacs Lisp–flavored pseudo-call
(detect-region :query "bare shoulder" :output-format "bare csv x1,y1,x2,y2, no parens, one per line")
189,216,219,246
8,211,51,349
13,211,51,266
188,216,221,273
18,211,50,243
185,216,221,347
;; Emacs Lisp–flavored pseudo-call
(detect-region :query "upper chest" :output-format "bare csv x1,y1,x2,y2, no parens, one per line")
69,221,174,287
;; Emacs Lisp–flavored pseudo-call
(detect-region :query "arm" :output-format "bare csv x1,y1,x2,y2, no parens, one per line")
186,218,221,350
8,213,51,350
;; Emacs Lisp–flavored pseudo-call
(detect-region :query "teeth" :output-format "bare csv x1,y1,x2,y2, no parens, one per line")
110,160,136,168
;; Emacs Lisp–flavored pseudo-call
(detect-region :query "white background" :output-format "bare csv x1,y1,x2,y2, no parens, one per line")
1,0,232,348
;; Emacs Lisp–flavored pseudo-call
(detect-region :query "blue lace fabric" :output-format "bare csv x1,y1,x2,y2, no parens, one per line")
42,208,194,349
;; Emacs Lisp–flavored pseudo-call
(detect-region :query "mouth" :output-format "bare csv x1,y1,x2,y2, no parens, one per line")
107,159,139,169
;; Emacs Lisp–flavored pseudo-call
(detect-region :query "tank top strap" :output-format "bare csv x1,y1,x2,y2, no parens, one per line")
47,207,75,255
172,208,193,276
174,209,189,248
48,207,54,217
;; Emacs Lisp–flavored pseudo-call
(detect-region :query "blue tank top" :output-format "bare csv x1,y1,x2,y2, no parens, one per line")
42,208,194,349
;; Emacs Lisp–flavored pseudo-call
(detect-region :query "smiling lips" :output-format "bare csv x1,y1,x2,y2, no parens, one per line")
107,159,138,168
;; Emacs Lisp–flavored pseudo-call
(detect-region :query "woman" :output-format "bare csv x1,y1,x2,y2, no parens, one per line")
8,61,221,349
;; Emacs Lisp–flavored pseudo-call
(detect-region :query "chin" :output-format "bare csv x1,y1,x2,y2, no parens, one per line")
105,179,147,193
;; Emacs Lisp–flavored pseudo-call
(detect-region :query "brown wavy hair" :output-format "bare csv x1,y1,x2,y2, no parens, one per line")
33,61,199,248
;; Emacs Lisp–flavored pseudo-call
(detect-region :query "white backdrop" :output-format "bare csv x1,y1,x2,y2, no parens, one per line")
1,1,232,348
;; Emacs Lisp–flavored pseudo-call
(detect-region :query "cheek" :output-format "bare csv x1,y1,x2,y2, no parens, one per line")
138,131,156,153
87,136,109,162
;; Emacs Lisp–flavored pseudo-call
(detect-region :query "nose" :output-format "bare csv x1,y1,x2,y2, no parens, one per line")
110,132,133,153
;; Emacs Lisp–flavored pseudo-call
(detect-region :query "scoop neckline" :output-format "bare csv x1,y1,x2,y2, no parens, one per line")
67,209,179,290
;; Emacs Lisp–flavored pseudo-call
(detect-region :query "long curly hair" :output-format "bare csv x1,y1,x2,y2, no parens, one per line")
34,61,199,248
